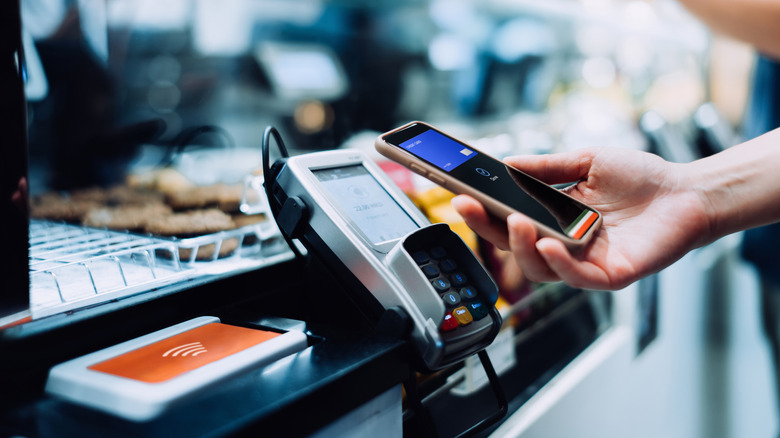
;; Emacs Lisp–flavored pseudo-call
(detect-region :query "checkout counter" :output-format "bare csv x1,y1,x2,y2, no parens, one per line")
0,243,606,437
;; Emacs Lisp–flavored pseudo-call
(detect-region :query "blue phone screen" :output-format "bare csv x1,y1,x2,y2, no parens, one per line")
400,130,476,172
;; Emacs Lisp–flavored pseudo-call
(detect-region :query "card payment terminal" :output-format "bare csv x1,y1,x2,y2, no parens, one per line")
265,144,502,371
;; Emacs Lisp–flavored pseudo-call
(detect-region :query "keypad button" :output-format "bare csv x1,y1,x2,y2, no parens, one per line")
431,277,451,292
441,312,459,331
452,306,473,325
412,251,430,265
414,244,494,331
459,286,478,300
440,259,458,273
442,291,461,307
430,246,447,259
421,264,440,279
467,301,489,320
451,272,468,287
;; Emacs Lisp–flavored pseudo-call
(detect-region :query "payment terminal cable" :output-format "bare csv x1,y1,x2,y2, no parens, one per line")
262,125,305,261
159,124,235,167
404,349,508,438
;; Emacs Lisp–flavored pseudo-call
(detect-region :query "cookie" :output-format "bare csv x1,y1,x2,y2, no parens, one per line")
144,208,236,236
165,185,222,210
164,183,248,213
144,209,239,261
30,193,102,222
82,204,173,231
215,184,246,213
231,213,267,228
177,238,240,262
231,213,268,246
126,168,195,193
70,185,165,206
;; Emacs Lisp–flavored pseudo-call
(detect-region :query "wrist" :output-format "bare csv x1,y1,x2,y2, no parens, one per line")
684,129,780,243
674,161,721,248
683,161,726,247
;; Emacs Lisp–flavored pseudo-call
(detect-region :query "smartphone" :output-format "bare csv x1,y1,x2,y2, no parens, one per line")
375,121,601,250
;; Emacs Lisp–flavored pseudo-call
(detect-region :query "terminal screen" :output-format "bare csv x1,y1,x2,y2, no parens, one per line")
314,165,419,244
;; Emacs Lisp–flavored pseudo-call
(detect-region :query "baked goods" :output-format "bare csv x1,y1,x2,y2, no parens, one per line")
231,213,266,228
70,185,165,206
164,183,247,213
31,186,167,223
231,213,268,246
31,171,268,263
82,204,173,231
144,209,239,260
216,184,248,213
177,238,240,261
126,168,195,196
165,185,222,211
144,208,235,236
30,193,102,222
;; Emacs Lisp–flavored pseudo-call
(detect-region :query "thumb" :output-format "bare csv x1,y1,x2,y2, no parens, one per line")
503,149,595,185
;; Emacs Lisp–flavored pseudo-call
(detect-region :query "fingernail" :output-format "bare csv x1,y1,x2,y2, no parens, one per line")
507,213,523,225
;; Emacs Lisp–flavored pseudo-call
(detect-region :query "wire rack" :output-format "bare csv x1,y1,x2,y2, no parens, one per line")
29,218,292,320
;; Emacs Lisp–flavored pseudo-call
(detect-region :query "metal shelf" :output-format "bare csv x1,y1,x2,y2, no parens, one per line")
29,219,291,320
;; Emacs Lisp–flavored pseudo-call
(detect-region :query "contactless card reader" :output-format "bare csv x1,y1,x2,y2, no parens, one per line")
45,316,308,421
267,147,502,371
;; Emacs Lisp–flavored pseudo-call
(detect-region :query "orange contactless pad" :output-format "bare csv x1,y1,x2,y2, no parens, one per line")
88,323,281,383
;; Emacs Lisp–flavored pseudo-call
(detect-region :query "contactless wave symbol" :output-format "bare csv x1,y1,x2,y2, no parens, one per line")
163,342,208,357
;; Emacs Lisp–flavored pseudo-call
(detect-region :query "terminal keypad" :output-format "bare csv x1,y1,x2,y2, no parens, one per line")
411,246,490,333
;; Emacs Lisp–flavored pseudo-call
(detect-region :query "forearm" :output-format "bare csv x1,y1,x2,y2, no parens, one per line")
678,0,780,59
686,128,780,244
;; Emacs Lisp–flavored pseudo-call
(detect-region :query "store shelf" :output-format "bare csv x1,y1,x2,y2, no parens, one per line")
29,219,293,320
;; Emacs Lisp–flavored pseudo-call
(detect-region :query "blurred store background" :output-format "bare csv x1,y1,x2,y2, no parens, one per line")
18,0,774,437
24,0,752,189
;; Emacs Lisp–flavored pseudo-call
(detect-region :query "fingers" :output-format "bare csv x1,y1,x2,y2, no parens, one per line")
534,238,611,289
506,214,612,289
451,195,510,250
454,193,615,289
506,214,559,283
504,149,594,185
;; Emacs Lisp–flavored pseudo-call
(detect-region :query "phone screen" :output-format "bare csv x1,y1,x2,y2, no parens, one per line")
313,164,419,244
383,124,598,239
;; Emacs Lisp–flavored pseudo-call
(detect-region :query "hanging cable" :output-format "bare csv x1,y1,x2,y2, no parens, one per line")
262,126,304,261
159,124,235,167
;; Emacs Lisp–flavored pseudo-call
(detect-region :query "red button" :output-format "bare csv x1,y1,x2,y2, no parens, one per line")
441,312,459,332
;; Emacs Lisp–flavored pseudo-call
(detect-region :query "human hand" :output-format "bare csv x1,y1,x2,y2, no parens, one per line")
451,147,712,290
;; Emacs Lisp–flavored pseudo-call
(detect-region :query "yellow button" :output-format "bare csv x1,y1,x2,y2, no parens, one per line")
452,306,473,326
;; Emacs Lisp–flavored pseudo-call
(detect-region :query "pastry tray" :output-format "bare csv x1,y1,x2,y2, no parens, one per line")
29,217,293,320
